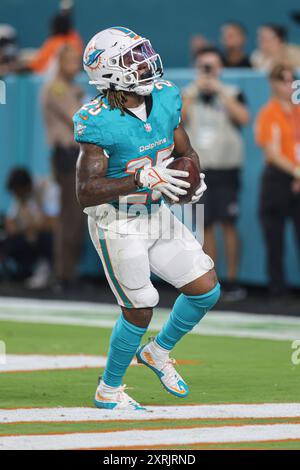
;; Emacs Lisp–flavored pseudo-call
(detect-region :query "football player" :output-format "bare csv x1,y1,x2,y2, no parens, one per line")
74,27,221,410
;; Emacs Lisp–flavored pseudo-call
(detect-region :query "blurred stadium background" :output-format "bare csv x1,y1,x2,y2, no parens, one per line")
1,0,300,452
0,0,300,309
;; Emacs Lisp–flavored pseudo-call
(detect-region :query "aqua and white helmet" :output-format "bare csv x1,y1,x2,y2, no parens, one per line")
83,26,163,96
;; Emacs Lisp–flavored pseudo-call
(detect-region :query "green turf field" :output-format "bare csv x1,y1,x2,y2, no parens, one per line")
1,320,300,407
1,306,300,450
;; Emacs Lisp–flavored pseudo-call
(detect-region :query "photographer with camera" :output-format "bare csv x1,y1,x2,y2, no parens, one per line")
0,24,18,77
182,46,250,300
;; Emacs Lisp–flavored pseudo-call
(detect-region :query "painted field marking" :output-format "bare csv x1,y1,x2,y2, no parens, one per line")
2,423,300,449
1,297,300,341
0,354,197,373
0,311,298,341
1,403,300,424
2,297,300,324
0,354,110,373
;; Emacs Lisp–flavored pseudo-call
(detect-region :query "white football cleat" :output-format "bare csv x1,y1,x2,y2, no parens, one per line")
136,338,189,398
94,377,146,410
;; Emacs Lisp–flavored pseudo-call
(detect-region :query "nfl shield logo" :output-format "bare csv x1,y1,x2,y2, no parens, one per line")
144,122,152,132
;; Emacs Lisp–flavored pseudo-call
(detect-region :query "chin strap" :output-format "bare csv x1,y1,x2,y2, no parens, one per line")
133,83,154,96
90,80,154,96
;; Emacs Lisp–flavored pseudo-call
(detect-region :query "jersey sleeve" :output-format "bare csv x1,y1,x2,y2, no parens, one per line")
73,110,106,147
170,83,182,130
154,80,182,130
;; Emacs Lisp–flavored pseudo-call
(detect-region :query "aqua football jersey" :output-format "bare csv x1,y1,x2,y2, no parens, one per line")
73,79,182,211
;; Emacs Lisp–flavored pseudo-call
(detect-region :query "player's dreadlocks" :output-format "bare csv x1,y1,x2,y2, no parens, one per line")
101,89,127,116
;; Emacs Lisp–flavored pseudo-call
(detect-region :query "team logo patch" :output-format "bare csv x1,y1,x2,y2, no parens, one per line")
76,122,87,136
84,47,105,69
144,122,152,132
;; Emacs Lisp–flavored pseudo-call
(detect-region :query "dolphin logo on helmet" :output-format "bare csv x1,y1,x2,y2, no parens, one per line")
83,26,163,96
84,48,105,68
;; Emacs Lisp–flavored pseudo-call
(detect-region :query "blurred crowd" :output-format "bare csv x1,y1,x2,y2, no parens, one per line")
0,9,83,78
190,21,300,70
183,49,300,300
0,7,85,292
0,8,300,300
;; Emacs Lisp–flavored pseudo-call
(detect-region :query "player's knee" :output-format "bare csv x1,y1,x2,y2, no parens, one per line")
181,268,218,297
185,282,221,312
121,306,153,328
129,284,159,309
204,269,219,293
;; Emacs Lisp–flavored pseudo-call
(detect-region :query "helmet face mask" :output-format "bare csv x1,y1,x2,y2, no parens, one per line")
84,28,163,95
120,40,163,93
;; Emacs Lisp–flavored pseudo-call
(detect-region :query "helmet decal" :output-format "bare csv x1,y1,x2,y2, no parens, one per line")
84,48,105,68
110,26,140,40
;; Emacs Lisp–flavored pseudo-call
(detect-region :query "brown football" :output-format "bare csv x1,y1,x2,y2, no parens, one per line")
163,157,200,205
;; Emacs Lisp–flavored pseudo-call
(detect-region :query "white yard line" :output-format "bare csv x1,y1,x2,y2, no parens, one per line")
0,354,111,373
0,297,121,314
0,312,117,328
0,297,300,326
1,424,300,449
1,296,300,341
1,310,300,341
1,296,300,325
1,403,300,424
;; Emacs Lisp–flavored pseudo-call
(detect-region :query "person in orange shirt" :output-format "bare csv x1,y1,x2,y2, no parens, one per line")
255,64,300,296
28,12,83,74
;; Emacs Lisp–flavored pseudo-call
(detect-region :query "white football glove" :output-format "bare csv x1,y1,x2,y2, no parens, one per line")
136,158,190,203
191,173,207,203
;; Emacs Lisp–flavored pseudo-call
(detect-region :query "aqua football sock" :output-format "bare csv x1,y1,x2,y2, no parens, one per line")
103,314,147,387
156,283,221,350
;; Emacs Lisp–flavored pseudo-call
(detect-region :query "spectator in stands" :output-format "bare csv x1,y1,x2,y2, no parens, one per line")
251,24,300,71
27,11,83,76
255,64,300,297
221,22,251,68
182,46,250,301
3,168,59,288
0,24,19,77
42,44,84,291
190,34,211,61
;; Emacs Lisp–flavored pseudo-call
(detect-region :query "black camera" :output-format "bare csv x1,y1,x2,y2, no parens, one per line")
290,11,300,24
202,64,213,74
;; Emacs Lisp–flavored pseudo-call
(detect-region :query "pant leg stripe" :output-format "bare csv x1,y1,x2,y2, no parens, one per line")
96,242,123,307
98,228,134,308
